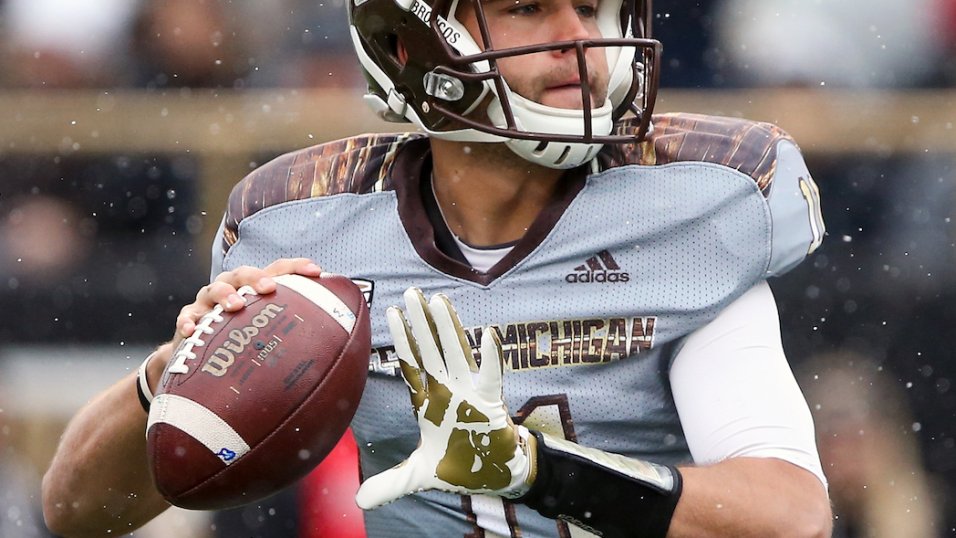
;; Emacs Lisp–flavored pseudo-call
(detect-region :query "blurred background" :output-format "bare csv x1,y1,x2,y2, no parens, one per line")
0,0,953,536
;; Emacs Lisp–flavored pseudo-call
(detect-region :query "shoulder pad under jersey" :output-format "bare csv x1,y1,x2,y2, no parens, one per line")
602,113,825,276
219,132,424,255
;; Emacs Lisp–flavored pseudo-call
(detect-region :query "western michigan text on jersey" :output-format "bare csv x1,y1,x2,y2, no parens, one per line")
369,316,656,375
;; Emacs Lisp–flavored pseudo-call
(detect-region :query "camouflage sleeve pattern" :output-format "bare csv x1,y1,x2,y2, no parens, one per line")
600,112,794,194
219,132,424,258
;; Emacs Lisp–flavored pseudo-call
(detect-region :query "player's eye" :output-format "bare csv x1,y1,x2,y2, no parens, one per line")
506,1,540,16
575,2,597,17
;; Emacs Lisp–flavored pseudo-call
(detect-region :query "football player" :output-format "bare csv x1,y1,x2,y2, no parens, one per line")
42,0,832,536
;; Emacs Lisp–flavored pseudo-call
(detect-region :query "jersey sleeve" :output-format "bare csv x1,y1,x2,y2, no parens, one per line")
211,132,421,274
669,281,827,488
764,140,825,276
208,215,229,283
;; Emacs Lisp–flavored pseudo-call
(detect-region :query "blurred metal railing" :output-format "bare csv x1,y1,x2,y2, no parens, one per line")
1,88,953,249
3,88,953,155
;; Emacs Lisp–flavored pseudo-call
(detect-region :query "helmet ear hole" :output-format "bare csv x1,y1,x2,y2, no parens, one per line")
381,34,404,68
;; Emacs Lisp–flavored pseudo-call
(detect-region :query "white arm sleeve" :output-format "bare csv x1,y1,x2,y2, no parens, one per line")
670,281,827,488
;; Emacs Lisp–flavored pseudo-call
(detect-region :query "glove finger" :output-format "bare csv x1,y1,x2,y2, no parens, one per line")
354,456,425,510
386,306,427,412
403,287,448,382
476,327,505,400
429,293,478,388
386,306,422,370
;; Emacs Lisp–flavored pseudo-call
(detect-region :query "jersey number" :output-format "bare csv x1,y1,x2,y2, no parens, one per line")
460,394,597,538
799,176,825,254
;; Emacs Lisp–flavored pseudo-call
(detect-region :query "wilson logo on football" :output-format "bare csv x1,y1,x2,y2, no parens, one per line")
565,250,631,284
201,303,285,378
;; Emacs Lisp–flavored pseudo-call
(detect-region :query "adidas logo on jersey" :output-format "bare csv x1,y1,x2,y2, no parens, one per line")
565,250,630,283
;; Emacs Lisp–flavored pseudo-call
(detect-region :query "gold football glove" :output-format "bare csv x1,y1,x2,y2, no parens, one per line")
355,288,536,509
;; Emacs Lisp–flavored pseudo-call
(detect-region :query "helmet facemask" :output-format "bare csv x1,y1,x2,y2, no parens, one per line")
350,0,661,168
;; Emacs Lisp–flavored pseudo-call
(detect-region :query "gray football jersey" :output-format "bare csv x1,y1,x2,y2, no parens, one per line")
212,113,824,538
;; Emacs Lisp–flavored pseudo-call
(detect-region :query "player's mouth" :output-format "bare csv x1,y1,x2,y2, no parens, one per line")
543,80,595,109
546,78,584,90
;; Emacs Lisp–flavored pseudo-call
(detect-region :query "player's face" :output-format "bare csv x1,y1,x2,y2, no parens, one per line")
458,0,610,110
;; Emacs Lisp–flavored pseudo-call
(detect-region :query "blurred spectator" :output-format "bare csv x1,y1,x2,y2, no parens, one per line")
0,194,91,282
712,0,945,87
0,0,213,345
0,154,206,344
0,0,364,90
130,0,251,89
0,0,137,88
237,0,363,88
123,0,363,89
799,354,944,537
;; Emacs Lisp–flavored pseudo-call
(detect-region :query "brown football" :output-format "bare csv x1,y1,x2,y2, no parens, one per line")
146,273,371,510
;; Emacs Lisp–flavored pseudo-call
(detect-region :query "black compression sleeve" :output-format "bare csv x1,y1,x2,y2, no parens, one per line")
517,431,683,538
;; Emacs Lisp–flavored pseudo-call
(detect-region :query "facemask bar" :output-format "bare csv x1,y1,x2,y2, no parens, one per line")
428,39,660,143
425,0,661,143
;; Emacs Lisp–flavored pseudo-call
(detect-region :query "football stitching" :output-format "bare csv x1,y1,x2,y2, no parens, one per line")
166,284,258,376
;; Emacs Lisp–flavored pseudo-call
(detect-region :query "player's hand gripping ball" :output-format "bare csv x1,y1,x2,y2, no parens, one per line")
146,273,371,510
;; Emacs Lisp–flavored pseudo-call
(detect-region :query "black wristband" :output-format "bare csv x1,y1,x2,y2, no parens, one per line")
517,431,683,538
136,352,157,413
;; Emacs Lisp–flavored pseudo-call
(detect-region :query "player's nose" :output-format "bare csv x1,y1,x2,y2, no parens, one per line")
550,4,593,44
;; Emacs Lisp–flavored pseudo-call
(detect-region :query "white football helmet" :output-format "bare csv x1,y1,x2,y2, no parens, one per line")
349,0,661,168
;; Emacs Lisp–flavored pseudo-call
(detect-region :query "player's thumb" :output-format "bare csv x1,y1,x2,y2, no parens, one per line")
354,458,422,510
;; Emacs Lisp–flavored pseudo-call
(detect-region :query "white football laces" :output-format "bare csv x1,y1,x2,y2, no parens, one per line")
166,285,257,375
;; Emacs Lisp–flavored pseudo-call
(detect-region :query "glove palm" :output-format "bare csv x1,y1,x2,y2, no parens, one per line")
355,288,535,510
